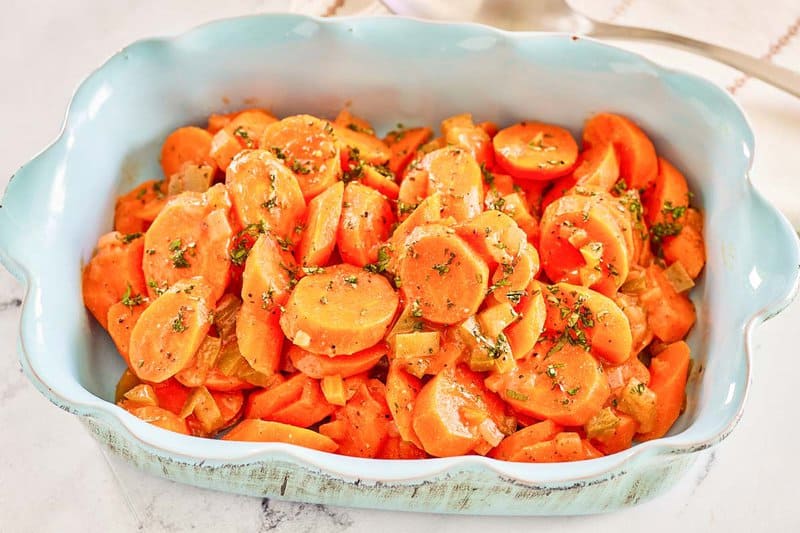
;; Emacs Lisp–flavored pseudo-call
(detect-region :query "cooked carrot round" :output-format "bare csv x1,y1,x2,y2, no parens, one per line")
485,342,610,426
412,365,507,457
161,126,216,178
583,113,657,190
288,342,389,379
493,122,578,180
539,192,630,296
397,224,489,325
82,231,147,330
280,264,399,355
337,181,396,266
296,181,344,267
259,114,341,200
241,233,298,312
129,278,213,383
142,185,233,303
223,419,338,453
420,146,484,221
225,149,306,240
541,282,633,365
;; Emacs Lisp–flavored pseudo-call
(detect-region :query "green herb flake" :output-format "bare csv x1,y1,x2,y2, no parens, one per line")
120,284,144,307
118,232,143,244
506,389,529,402
302,266,326,275
233,126,254,148
171,308,188,333
364,245,391,274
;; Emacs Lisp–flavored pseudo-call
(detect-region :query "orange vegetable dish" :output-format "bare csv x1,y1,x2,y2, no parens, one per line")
84,108,704,462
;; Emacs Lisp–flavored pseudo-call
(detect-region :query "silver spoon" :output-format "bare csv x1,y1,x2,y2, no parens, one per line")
380,0,800,98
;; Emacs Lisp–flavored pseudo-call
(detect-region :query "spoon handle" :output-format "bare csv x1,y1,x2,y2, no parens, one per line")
590,21,800,98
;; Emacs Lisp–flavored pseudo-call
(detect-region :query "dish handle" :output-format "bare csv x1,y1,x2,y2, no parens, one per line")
744,189,800,322
0,147,61,281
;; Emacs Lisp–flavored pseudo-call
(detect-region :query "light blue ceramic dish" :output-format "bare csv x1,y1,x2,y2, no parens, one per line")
0,14,798,515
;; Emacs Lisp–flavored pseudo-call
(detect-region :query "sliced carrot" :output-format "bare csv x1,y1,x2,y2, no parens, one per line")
127,405,190,435
288,342,388,379
572,143,619,190
244,373,308,419
203,368,256,392
422,146,484,222
337,182,396,266
493,122,578,180
490,243,539,306
397,161,429,221
583,113,657,190
541,175,577,213
643,157,690,226
386,362,424,448
441,113,494,166
483,172,517,206
490,419,562,461
270,378,335,428
591,412,638,455
208,111,237,134
280,264,399,355
129,278,213,382
236,304,283,376
114,180,168,234
386,193,443,271
222,419,338,453
485,342,610,426
241,233,298,312
499,192,539,244
384,126,433,176
455,210,527,267
296,181,344,267
150,378,191,415
539,192,630,296
638,341,691,441
412,365,507,457
210,109,278,171
360,164,400,200
377,437,428,459
424,332,467,375
505,283,547,360
541,282,632,365
507,432,591,463
333,125,391,166
161,126,217,178
334,108,375,135
83,231,147,330
640,264,696,343
398,224,489,325
259,114,341,200
225,149,306,240
319,378,392,458
661,207,705,279
142,185,233,303
478,121,499,138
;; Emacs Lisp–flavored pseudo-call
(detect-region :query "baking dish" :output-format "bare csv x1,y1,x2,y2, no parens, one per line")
0,14,798,515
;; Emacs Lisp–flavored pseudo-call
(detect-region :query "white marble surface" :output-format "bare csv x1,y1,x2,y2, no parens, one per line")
1,1,799,531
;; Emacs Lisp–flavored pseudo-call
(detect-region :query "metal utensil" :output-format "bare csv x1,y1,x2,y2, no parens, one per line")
380,0,800,98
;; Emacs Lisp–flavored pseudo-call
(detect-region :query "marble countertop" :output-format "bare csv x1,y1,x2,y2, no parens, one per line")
1,1,799,531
